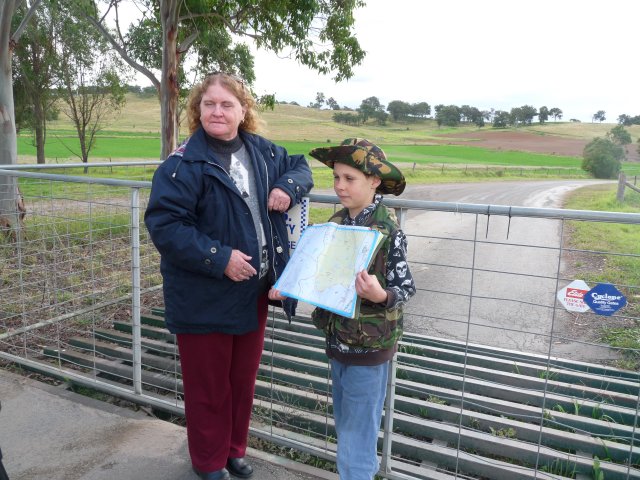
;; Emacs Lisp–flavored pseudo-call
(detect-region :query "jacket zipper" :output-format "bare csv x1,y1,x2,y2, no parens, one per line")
261,147,280,282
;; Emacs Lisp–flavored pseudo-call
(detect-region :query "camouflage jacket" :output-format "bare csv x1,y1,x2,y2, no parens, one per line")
312,197,414,352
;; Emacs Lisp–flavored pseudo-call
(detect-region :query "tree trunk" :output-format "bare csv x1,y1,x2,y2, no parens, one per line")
159,0,179,160
34,99,45,164
0,1,21,234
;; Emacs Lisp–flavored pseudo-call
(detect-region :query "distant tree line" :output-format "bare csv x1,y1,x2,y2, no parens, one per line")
313,92,568,129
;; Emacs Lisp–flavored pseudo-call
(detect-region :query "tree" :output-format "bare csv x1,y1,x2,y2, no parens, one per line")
435,105,461,127
582,137,624,179
56,4,127,165
11,1,59,164
607,125,631,146
82,0,366,159
309,91,325,109
510,105,537,125
358,96,384,123
1,0,42,234
410,102,430,118
332,112,361,125
465,106,484,127
326,97,340,110
592,110,606,123
549,107,563,121
387,100,410,121
538,106,549,124
492,110,510,128
509,107,522,127
372,109,388,126
617,114,632,126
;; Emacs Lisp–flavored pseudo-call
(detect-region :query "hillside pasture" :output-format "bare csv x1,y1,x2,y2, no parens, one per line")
16,95,640,178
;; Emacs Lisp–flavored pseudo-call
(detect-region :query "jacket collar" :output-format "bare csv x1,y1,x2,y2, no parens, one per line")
180,127,262,163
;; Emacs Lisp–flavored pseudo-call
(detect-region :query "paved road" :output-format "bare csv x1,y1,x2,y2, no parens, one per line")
397,179,619,362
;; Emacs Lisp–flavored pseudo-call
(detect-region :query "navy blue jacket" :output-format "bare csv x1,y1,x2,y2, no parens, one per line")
144,127,314,334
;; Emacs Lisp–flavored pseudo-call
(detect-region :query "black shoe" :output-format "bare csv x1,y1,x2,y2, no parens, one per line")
192,466,230,480
226,457,253,478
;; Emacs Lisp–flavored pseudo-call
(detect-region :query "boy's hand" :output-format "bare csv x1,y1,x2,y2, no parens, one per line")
268,287,287,301
355,270,388,304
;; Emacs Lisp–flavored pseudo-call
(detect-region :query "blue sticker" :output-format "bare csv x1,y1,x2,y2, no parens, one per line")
584,283,627,316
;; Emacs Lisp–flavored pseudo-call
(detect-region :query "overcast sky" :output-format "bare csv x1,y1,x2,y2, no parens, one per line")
248,0,639,123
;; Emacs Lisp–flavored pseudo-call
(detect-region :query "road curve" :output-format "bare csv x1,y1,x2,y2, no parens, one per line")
400,179,618,362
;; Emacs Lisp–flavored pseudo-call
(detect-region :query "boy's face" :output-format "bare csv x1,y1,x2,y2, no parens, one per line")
333,162,381,217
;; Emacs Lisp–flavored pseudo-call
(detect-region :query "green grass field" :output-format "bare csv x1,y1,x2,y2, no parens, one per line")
19,134,583,167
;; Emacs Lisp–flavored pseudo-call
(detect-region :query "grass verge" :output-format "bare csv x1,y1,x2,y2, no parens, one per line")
563,183,640,369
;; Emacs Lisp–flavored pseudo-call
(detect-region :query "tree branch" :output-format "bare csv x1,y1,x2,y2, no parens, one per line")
80,9,160,90
10,0,42,47
177,31,198,54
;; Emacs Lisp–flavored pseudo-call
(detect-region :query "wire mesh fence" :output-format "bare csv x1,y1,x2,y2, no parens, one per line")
1,164,639,479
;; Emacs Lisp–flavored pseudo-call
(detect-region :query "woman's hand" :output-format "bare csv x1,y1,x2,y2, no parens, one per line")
355,270,388,304
268,287,287,301
268,187,291,212
224,249,256,282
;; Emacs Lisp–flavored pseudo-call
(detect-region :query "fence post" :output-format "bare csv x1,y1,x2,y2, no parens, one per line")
131,187,142,395
380,208,406,475
616,172,626,202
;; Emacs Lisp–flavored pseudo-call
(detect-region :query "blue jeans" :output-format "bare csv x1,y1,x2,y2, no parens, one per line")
330,359,390,480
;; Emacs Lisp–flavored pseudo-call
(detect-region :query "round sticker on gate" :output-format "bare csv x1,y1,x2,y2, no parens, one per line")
557,280,591,313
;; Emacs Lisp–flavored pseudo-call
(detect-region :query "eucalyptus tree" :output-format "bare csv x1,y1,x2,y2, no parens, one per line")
326,97,340,110
510,105,537,126
492,110,510,129
358,96,384,123
387,100,410,122
11,0,60,164
607,125,631,147
55,2,128,166
549,107,563,121
81,0,366,159
592,110,606,123
411,102,430,118
538,106,549,124
435,105,461,127
0,0,42,233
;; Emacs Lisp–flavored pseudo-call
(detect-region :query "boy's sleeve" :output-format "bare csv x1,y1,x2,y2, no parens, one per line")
384,229,416,310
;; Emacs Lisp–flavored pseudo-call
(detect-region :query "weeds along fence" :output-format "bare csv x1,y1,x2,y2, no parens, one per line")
1,163,640,479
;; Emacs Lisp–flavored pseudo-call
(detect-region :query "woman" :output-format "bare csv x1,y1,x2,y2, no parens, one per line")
144,72,313,480
309,138,416,480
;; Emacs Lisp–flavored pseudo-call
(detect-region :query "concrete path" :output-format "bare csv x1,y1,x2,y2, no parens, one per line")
0,369,337,480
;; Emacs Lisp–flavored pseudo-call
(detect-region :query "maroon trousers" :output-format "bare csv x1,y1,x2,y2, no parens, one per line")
177,294,268,472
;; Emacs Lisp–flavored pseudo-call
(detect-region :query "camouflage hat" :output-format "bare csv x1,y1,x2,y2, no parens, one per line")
309,138,406,196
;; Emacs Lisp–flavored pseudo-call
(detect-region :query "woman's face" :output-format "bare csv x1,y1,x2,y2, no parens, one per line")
199,82,246,141
333,162,381,218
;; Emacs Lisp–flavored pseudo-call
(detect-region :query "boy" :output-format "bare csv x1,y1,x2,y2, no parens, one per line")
309,138,416,480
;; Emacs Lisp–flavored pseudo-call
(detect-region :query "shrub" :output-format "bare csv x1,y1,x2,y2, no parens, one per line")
581,137,624,179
